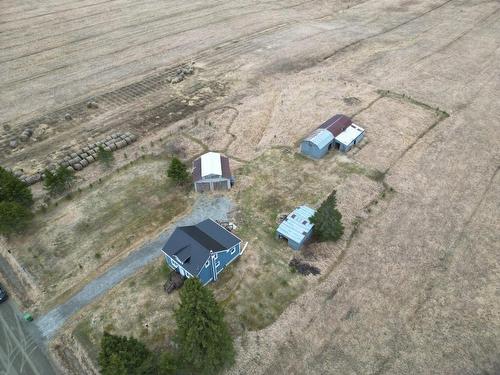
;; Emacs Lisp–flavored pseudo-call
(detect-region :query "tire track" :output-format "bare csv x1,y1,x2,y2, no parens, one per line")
1,5,290,86
0,0,122,25
415,6,500,63
322,0,457,62
0,0,235,62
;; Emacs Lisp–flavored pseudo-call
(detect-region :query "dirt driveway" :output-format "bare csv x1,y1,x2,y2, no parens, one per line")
35,194,233,340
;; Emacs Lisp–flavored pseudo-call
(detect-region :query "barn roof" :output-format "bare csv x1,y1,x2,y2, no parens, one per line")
201,152,222,177
277,206,316,244
319,114,352,137
192,152,231,181
304,128,334,149
335,124,365,146
162,219,241,275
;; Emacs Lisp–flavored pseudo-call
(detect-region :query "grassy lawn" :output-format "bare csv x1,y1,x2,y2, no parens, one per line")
10,155,192,312
69,147,385,360
73,259,177,358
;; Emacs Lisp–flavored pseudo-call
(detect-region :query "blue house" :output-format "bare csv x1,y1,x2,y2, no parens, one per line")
334,124,365,152
161,219,242,285
276,206,316,250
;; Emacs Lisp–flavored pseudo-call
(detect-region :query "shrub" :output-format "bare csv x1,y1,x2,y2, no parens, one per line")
167,157,189,185
310,190,344,242
99,332,152,375
43,166,75,196
174,278,234,374
97,146,114,168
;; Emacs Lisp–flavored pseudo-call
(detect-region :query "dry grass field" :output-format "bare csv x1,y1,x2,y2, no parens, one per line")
3,155,192,313
1,0,499,374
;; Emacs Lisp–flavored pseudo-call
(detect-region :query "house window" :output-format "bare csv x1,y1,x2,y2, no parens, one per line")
205,260,210,268
230,247,236,255
171,259,178,268
214,253,218,259
215,261,220,268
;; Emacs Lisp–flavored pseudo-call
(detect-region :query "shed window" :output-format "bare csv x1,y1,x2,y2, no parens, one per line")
215,261,220,268
302,220,307,225
205,260,210,268
171,259,178,268
230,247,236,255
291,214,296,218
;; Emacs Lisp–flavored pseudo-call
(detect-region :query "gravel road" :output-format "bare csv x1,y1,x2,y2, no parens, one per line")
35,195,233,340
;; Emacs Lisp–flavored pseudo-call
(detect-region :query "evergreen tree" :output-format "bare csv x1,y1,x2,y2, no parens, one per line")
0,167,33,207
97,145,114,168
310,190,344,242
0,167,33,236
174,278,234,374
43,166,75,196
167,157,189,185
99,332,152,375
0,201,33,236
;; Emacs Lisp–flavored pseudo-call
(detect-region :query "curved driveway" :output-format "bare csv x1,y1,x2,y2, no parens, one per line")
35,195,233,340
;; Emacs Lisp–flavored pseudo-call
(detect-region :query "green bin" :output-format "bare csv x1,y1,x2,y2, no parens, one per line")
23,312,33,322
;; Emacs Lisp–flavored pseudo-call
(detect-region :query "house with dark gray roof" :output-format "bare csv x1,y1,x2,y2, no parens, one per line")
192,152,233,192
161,219,242,285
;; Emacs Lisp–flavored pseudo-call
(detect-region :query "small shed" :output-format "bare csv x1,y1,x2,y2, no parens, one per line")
334,124,365,152
300,129,334,159
276,205,316,250
192,152,232,192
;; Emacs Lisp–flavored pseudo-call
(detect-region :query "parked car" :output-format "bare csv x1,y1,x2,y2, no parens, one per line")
0,284,8,303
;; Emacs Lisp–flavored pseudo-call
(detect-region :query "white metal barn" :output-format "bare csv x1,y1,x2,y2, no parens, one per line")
192,152,233,192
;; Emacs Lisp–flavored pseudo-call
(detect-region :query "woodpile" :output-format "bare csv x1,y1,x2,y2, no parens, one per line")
289,258,320,276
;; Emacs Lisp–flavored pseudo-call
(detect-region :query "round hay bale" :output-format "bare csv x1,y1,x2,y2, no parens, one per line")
86,156,95,163
69,157,82,165
109,143,117,151
19,133,29,142
104,146,111,152
70,152,78,159
86,101,99,109
60,160,70,167
73,163,83,171
117,140,127,148
129,134,137,142
80,159,88,168
9,140,17,148
79,152,88,159
64,113,73,121
82,147,90,153
124,137,132,145
67,166,75,172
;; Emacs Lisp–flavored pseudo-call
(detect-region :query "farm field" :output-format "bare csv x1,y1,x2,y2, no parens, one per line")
0,0,499,374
